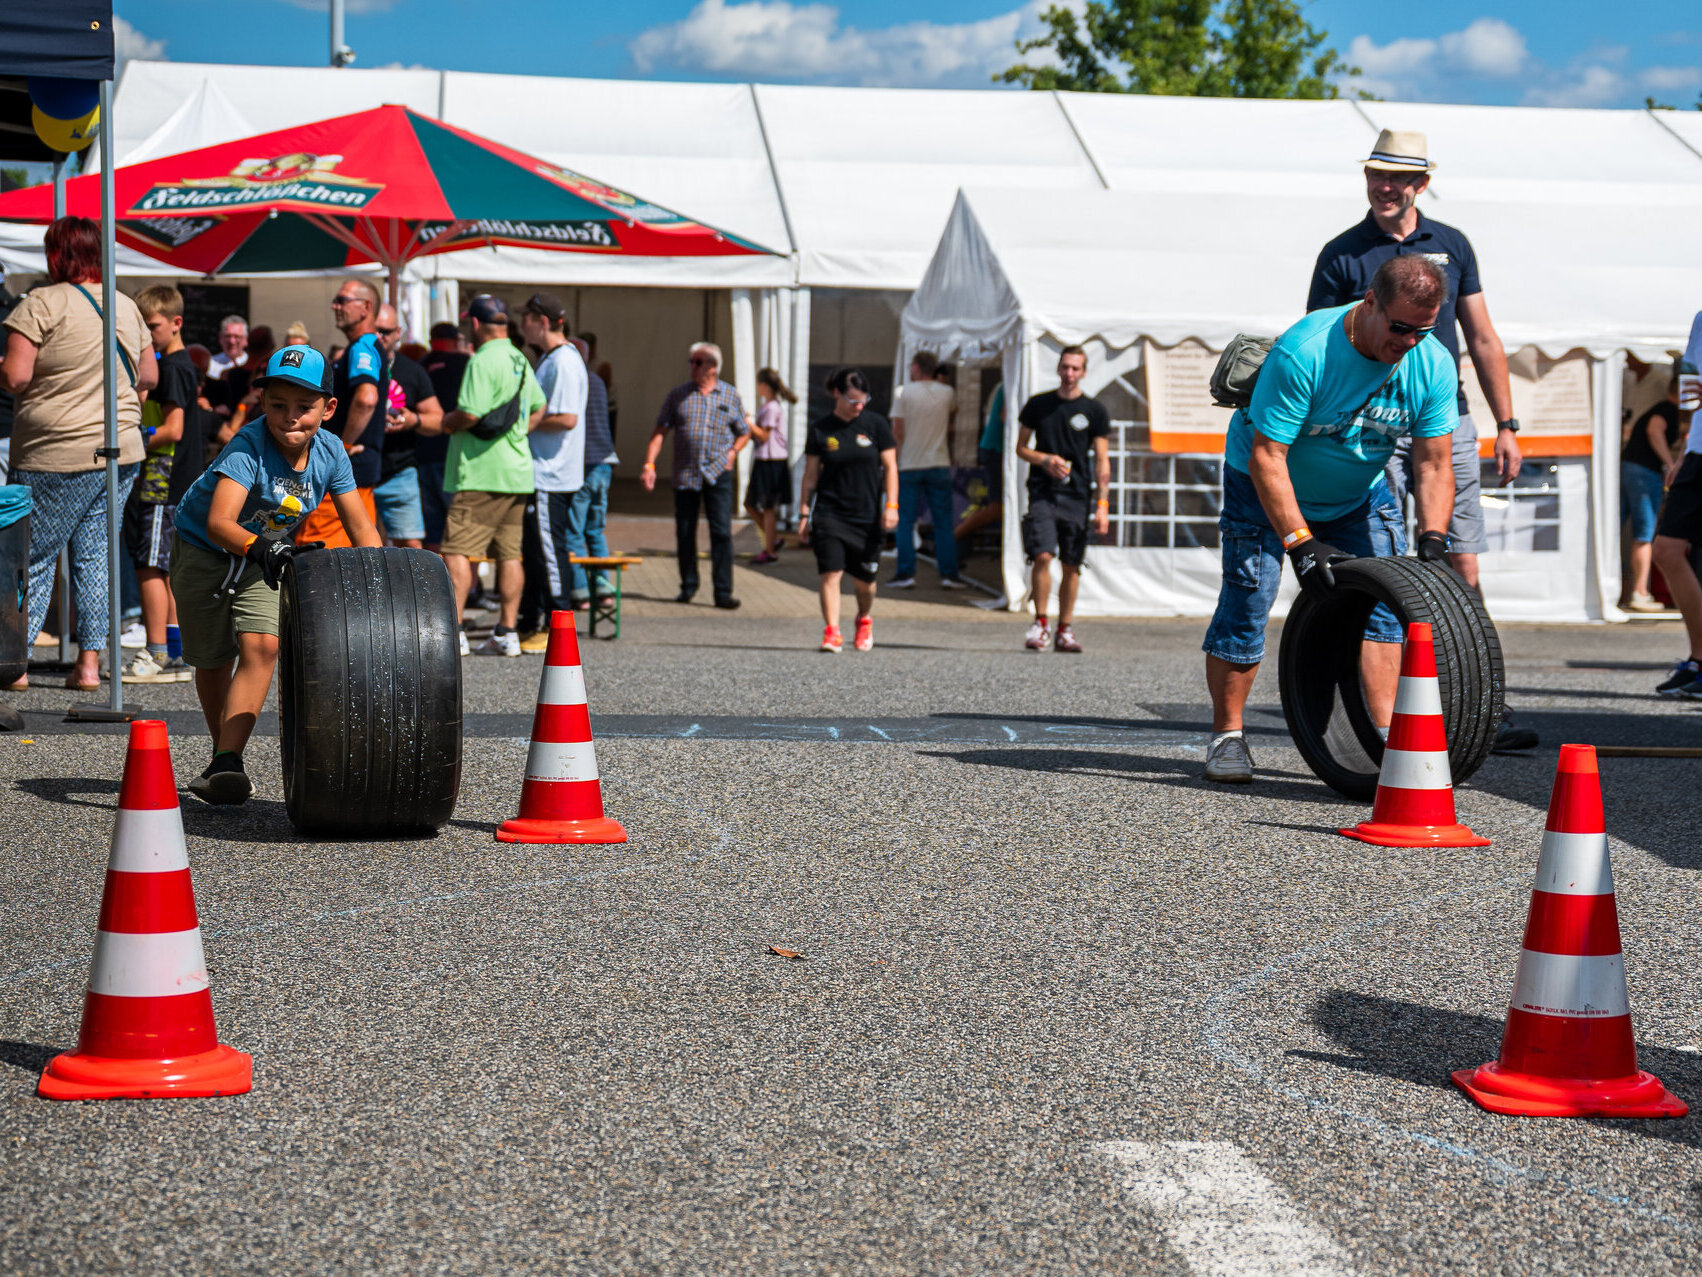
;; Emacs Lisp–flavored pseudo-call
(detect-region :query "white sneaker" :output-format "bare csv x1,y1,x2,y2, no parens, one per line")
160,655,195,683
887,575,916,589
1024,620,1050,651
475,631,522,657
939,576,968,590
121,651,176,684
459,631,471,657
1204,733,1254,783
120,622,146,649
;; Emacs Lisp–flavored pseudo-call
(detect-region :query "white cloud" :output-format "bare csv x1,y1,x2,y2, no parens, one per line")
1522,66,1624,108
114,15,167,65
1438,18,1525,77
1642,65,1702,93
629,0,1036,88
1341,33,1436,98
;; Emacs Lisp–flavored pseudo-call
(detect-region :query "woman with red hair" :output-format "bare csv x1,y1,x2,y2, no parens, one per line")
1,216,154,689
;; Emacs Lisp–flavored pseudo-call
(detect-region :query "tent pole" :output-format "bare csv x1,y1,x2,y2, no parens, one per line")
53,159,73,667
95,79,130,718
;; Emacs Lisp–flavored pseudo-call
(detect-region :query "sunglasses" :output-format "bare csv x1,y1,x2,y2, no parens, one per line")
1384,317,1437,337
376,326,400,336
331,296,365,306
689,357,715,367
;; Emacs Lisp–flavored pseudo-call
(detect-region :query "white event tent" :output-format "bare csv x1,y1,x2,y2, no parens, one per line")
5,64,1701,617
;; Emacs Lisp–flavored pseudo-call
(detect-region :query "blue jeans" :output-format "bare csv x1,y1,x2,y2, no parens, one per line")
566,463,613,600
372,467,425,541
896,466,957,580
1202,466,1406,666
16,464,139,648
1621,461,1665,544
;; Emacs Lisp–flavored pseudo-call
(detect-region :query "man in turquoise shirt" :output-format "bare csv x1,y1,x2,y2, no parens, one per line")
1203,256,1457,783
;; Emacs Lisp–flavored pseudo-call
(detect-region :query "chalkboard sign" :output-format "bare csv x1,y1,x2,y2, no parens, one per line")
177,282,250,352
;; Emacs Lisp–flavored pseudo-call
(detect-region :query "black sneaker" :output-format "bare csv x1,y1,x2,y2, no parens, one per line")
1656,658,1702,697
1491,709,1539,753
188,752,253,805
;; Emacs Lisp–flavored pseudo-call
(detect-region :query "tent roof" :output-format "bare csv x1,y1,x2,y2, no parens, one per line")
903,187,1702,358
14,60,1702,299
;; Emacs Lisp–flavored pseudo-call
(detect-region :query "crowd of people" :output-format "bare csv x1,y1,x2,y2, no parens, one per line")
4,120,1700,795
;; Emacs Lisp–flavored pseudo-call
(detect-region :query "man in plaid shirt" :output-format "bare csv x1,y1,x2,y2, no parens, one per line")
641,341,751,608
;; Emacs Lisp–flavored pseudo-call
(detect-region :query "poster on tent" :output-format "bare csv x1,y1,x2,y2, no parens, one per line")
1461,349,1593,456
1142,339,1235,453
1143,339,1595,456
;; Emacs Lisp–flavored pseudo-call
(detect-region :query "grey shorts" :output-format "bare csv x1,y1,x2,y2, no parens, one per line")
1385,414,1487,555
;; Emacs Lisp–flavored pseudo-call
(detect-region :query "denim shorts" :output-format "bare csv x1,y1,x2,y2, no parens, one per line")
373,467,425,540
1621,461,1665,544
1202,466,1407,666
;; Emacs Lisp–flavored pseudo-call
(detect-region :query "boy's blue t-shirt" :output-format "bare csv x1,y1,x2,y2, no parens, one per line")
1224,303,1458,521
174,417,357,553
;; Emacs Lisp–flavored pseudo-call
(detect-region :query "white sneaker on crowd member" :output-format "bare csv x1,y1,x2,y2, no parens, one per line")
887,575,916,589
939,576,967,590
121,651,176,684
1024,619,1050,651
475,630,522,657
1626,592,1667,613
120,622,146,649
1053,624,1083,654
459,631,471,658
1205,731,1254,784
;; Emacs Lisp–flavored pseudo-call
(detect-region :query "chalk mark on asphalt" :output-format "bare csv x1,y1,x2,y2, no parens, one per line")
1100,1139,1355,1275
1200,873,1702,1237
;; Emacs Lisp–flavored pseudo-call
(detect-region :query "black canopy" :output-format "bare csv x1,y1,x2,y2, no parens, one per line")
0,2,115,163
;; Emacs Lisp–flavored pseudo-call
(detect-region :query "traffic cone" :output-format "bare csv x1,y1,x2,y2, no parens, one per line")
1340,622,1490,848
497,610,627,844
1452,744,1685,1117
38,721,252,1101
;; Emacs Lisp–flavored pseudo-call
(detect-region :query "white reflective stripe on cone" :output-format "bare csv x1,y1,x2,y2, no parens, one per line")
1391,675,1444,719
525,739,600,784
86,928,210,998
1510,949,1630,1019
537,664,588,707
1533,829,1614,896
108,808,190,873
1376,748,1454,791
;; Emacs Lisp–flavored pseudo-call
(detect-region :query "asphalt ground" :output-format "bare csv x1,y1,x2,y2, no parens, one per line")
4,612,1702,1274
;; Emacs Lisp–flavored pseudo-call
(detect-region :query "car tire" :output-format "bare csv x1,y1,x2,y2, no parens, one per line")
1278,555,1504,799
279,546,462,834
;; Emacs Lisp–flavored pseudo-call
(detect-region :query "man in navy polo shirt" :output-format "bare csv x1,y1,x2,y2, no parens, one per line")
1309,128,1536,753
1308,129,1522,591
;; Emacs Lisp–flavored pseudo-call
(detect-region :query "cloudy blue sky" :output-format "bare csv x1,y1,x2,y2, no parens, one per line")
113,1,1702,109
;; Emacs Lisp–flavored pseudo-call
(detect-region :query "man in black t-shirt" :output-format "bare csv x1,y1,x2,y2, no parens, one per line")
1015,346,1110,654
418,322,470,551
799,369,899,653
373,303,444,549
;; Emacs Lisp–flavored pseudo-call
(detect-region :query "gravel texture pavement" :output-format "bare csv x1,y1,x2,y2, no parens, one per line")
3,611,1701,1274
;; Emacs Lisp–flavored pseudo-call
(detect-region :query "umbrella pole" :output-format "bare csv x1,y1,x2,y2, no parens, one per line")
71,78,139,724
53,160,72,668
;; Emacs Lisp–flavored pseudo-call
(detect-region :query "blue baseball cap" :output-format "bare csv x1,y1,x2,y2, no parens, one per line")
255,344,332,394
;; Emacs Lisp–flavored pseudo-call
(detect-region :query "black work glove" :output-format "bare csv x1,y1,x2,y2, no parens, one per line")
1415,530,1449,563
246,536,323,590
1286,536,1349,599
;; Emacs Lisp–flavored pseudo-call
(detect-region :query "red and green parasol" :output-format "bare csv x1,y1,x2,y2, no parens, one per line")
0,103,774,293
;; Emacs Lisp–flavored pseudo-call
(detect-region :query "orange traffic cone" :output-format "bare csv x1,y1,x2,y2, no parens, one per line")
1453,744,1685,1117
38,721,252,1101
497,610,627,844
1340,622,1490,848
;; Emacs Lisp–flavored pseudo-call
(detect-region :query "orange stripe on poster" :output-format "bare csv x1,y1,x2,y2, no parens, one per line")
1477,434,1593,457
1150,430,1228,455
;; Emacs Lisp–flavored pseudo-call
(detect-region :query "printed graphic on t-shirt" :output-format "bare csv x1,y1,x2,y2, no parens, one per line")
238,473,312,537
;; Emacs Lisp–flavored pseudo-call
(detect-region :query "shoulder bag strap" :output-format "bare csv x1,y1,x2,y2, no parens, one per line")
71,282,138,388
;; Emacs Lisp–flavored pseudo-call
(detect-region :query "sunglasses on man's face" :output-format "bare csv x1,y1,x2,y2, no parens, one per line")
1384,317,1437,337
332,295,366,307
376,326,400,336
690,357,715,367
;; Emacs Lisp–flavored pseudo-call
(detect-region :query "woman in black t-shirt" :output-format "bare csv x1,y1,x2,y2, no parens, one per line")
1620,378,1686,611
798,367,898,653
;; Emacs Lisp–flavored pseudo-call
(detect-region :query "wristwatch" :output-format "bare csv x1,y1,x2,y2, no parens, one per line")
1496,418,1520,434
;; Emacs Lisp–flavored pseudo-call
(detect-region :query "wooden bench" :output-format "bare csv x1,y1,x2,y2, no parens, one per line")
571,555,645,639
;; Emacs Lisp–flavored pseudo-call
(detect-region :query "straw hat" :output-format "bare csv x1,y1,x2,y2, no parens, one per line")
1362,129,1435,174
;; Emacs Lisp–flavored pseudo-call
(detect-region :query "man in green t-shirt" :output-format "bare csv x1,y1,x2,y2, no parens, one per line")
440,294,545,656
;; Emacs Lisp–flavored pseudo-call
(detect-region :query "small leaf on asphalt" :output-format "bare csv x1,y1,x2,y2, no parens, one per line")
768,945,804,960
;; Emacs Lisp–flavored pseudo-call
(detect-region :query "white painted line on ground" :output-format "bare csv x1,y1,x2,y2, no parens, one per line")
1098,1140,1354,1276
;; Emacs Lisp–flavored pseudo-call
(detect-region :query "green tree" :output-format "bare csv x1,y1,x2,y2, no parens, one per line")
997,0,1357,100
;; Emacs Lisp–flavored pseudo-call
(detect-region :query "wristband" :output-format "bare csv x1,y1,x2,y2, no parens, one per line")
241,534,258,555
885,501,899,510
1096,499,1109,509
1282,527,1312,549
642,462,655,471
